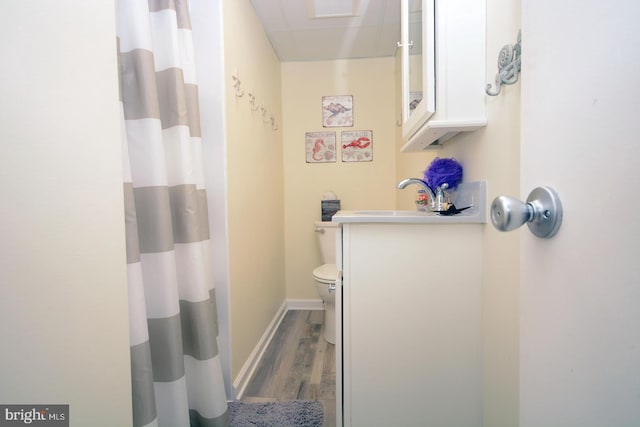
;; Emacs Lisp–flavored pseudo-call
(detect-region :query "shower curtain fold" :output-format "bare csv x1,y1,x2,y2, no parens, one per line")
116,1,229,426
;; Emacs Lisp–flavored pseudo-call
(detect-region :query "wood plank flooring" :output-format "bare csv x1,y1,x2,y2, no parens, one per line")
241,310,336,426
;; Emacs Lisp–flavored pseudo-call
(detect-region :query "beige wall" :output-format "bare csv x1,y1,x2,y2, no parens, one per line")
281,58,399,300
222,0,286,380
0,1,132,425
440,0,521,425
223,2,519,424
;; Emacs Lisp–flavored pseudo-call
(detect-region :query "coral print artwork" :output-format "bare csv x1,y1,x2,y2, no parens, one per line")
305,131,336,163
341,130,373,162
322,95,353,127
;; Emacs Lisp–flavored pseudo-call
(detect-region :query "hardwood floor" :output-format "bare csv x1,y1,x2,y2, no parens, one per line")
241,309,336,426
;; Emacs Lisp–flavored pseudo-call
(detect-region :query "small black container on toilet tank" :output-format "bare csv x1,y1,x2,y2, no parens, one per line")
321,200,341,221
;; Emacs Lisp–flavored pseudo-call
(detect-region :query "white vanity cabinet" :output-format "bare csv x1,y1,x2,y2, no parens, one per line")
400,0,487,151
336,221,482,427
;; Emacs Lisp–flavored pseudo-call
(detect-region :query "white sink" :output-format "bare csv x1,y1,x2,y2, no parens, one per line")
333,181,487,224
352,210,437,216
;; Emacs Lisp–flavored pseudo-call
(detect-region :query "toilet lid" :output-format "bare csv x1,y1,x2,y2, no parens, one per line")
313,263,338,283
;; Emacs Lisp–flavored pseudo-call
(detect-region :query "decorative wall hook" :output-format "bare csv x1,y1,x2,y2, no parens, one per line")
232,74,244,97
486,30,522,96
248,92,259,111
260,105,269,122
232,69,278,132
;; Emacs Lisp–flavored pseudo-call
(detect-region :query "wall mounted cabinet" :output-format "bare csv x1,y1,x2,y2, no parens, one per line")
400,0,487,151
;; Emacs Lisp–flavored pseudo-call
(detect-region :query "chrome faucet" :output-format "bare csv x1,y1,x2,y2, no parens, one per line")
396,178,448,212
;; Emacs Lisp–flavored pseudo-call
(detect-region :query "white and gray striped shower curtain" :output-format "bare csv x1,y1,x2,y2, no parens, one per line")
116,1,229,426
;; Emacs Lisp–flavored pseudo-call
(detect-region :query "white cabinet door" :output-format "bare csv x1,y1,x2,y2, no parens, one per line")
341,223,482,426
400,0,487,151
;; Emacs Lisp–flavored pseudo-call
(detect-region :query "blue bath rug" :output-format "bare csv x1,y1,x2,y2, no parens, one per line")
228,400,323,427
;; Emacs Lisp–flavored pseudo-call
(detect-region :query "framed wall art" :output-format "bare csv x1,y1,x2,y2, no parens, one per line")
322,95,353,127
305,131,336,163
341,130,373,162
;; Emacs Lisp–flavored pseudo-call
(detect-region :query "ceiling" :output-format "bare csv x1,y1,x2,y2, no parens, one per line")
249,0,401,62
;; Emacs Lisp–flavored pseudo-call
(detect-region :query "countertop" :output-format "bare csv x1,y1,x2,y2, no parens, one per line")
332,181,487,224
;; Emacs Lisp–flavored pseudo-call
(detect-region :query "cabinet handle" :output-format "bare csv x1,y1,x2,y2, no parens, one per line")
396,41,414,49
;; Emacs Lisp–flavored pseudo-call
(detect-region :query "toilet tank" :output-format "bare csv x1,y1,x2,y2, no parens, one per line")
314,221,339,264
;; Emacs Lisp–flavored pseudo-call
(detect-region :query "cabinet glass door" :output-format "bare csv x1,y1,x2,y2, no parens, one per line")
401,0,435,139
408,0,423,116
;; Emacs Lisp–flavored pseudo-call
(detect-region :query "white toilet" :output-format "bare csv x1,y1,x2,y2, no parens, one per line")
313,221,339,344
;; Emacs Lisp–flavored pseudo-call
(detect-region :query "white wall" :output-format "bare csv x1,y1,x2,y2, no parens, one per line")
0,1,132,426
440,0,521,425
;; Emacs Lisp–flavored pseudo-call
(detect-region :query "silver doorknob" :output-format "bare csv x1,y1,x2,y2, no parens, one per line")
491,187,563,238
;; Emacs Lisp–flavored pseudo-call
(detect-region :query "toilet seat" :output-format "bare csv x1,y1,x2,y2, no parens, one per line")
312,263,338,284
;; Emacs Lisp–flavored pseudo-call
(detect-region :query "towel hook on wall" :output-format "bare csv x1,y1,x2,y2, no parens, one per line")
248,92,260,111
232,69,278,132
486,30,522,96
260,104,269,122
232,73,244,97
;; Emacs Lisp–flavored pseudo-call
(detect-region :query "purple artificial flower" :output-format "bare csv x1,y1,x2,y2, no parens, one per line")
423,157,463,190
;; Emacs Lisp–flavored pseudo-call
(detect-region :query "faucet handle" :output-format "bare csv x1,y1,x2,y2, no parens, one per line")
434,183,450,211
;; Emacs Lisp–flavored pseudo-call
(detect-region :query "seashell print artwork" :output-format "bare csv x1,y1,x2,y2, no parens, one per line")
305,131,336,163
322,95,353,127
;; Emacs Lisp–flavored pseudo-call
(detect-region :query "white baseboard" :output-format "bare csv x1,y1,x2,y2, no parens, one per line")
231,299,325,399
232,300,288,399
287,299,324,310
